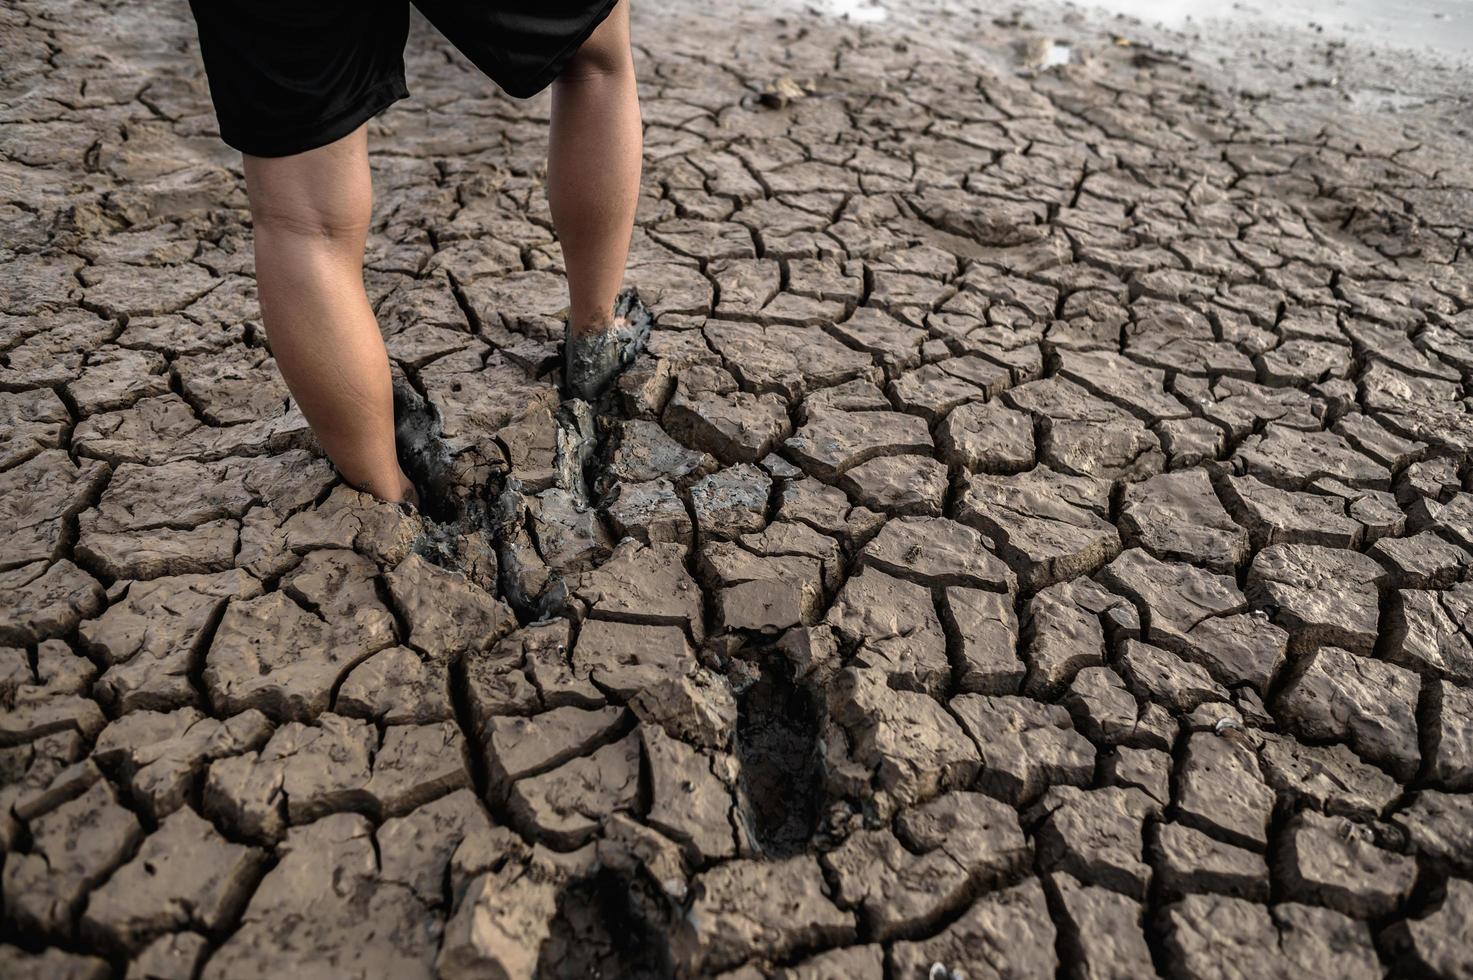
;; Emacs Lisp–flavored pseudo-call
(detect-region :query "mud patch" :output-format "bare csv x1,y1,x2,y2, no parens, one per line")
393,377,502,591
393,378,461,524
734,656,824,857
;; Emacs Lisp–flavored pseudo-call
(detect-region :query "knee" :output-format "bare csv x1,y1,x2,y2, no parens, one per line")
560,1,632,81
250,196,370,246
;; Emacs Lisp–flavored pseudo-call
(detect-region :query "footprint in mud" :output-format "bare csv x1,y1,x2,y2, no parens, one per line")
535,871,673,980
735,657,824,857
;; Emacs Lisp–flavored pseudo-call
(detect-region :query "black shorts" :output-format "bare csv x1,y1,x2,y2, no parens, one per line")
189,0,619,158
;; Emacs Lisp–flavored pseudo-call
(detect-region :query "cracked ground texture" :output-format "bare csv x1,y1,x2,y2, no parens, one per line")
2,0,1473,977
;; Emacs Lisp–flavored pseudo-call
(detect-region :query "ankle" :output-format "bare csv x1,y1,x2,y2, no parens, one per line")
569,318,613,340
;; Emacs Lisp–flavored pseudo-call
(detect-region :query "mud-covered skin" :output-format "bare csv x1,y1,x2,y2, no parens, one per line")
564,291,653,402
2,0,1473,977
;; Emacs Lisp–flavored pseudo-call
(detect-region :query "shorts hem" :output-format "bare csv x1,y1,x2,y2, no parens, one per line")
218,77,411,158
502,0,622,99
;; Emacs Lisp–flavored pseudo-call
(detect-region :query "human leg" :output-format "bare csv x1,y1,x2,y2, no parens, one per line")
548,0,642,397
243,125,416,504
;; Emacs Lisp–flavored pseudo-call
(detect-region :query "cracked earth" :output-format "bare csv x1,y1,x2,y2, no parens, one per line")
3,0,1473,977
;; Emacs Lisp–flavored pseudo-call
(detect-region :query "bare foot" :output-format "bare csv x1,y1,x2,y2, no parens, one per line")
563,290,652,401
564,316,627,400
341,467,421,510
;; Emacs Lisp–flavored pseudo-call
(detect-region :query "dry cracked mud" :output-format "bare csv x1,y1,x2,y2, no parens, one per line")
3,0,1473,977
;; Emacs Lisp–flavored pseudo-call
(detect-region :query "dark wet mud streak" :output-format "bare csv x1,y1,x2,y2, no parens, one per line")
3,0,1473,977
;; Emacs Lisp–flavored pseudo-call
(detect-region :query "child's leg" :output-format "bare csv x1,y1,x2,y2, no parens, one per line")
548,0,641,339
243,125,416,504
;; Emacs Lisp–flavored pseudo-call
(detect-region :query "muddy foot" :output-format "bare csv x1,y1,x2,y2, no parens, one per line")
564,290,652,402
